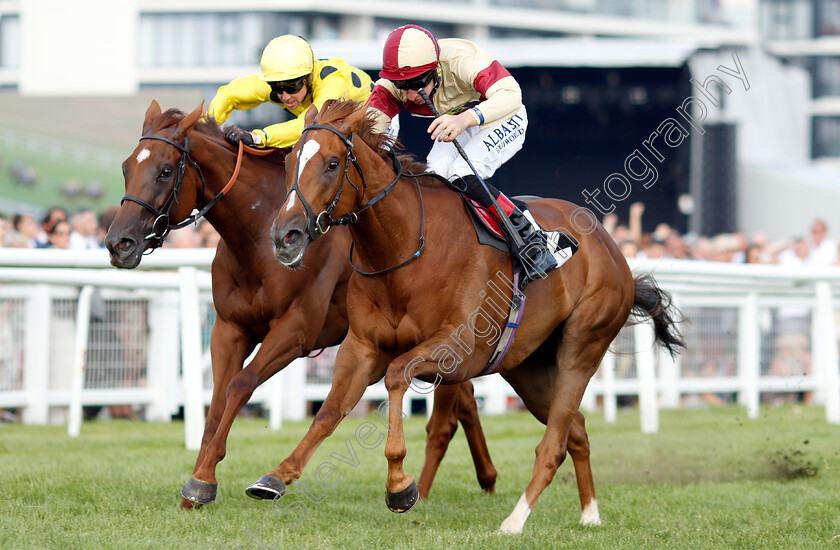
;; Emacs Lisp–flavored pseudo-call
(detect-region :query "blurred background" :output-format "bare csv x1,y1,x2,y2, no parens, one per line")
0,0,837,241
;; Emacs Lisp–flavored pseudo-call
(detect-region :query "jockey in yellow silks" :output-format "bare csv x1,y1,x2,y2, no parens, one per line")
207,35,373,149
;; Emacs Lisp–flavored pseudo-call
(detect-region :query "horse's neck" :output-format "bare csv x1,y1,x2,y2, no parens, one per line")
191,137,282,254
349,154,423,273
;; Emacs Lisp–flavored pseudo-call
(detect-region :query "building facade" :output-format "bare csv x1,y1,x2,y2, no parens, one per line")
0,0,837,237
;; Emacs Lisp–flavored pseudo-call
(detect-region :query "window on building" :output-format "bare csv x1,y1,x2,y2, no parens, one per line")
813,116,840,158
760,0,814,39
373,19,455,41
139,12,266,68
816,0,840,36
815,57,840,97
0,15,20,69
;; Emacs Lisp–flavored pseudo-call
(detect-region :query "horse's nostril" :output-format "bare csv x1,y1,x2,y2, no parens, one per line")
284,230,301,246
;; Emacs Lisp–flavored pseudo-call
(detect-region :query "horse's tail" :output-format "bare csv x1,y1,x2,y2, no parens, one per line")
630,274,686,358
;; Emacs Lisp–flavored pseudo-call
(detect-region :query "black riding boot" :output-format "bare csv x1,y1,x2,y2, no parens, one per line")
508,207,559,283
455,173,561,283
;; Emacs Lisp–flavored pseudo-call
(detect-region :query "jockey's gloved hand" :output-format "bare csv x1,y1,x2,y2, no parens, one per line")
225,127,256,147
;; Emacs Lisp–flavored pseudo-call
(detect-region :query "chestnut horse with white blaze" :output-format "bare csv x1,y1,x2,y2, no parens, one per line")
267,99,683,533
103,101,498,509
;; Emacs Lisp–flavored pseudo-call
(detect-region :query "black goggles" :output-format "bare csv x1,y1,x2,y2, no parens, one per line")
392,70,435,91
268,76,309,95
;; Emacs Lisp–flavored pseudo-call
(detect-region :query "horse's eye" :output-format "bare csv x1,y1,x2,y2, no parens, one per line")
327,160,340,171
158,167,173,180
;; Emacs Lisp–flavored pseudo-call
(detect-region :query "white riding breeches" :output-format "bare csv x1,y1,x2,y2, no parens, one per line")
426,104,528,181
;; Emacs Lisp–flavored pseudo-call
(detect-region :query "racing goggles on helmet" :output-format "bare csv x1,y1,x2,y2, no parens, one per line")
392,70,436,91
269,75,309,95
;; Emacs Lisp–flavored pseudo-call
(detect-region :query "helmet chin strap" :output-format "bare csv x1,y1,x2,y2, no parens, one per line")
304,74,314,105
429,68,441,98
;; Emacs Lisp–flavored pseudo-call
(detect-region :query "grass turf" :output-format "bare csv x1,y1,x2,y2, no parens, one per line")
0,405,838,549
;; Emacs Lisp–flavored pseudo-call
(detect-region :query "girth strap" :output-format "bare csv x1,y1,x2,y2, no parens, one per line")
477,270,526,377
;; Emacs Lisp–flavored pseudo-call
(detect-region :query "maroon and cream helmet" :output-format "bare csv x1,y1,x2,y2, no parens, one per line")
379,25,441,81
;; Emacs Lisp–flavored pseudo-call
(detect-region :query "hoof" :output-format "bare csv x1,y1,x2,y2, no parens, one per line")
180,478,217,505
386,480,419,513
245,475,286,500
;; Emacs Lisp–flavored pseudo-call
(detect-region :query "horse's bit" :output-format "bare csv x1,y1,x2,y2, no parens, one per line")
120,134,207,250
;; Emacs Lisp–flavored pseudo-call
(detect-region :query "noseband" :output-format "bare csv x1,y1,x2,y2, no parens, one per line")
287,124,370,241
288,123,425,276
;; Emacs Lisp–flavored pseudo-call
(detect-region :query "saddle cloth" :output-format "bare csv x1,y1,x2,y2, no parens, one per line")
460,195,578,268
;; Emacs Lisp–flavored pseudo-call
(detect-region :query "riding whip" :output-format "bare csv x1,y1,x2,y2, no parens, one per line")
417,89,524,250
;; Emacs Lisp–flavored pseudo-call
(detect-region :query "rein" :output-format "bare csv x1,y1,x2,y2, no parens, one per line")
289,123,425,276
121,135,273,249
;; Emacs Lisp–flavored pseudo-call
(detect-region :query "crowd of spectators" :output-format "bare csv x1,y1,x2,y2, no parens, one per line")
603,203,840,266
603,202,838,268
1,200,835,265
598,202,836,408
0,206,222,251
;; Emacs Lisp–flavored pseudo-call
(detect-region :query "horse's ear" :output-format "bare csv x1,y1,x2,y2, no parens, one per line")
180,101,204,132
304,104,318,126
143,100,162,134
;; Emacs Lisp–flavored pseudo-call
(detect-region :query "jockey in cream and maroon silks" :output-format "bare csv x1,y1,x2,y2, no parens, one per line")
365,24,562,283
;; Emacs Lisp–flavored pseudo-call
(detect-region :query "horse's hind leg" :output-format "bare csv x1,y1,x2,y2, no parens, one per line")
418,381,497,500
568,411,601,525
455,381,497,493
500,368,601,534
418,384,459,500
500,305,626,533
503,367,599,527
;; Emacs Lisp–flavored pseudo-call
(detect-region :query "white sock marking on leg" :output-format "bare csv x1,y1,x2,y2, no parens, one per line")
580,499,602,526
499,493,531,534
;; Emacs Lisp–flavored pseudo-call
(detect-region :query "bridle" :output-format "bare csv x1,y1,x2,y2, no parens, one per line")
121,134,265,250
287,123,425,276
287,124,369,241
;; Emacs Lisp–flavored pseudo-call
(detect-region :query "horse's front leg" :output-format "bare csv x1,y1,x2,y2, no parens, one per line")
183,310,311,506
180,319,254,509
246,332,388,499
382,334,464,512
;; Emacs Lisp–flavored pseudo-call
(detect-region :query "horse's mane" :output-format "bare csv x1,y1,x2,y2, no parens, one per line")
315,99,430,176
152,107,287,165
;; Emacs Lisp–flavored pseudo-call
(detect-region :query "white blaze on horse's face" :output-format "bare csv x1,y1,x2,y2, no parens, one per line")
298,139,320,175
136,148,151,164
287,139,320,212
